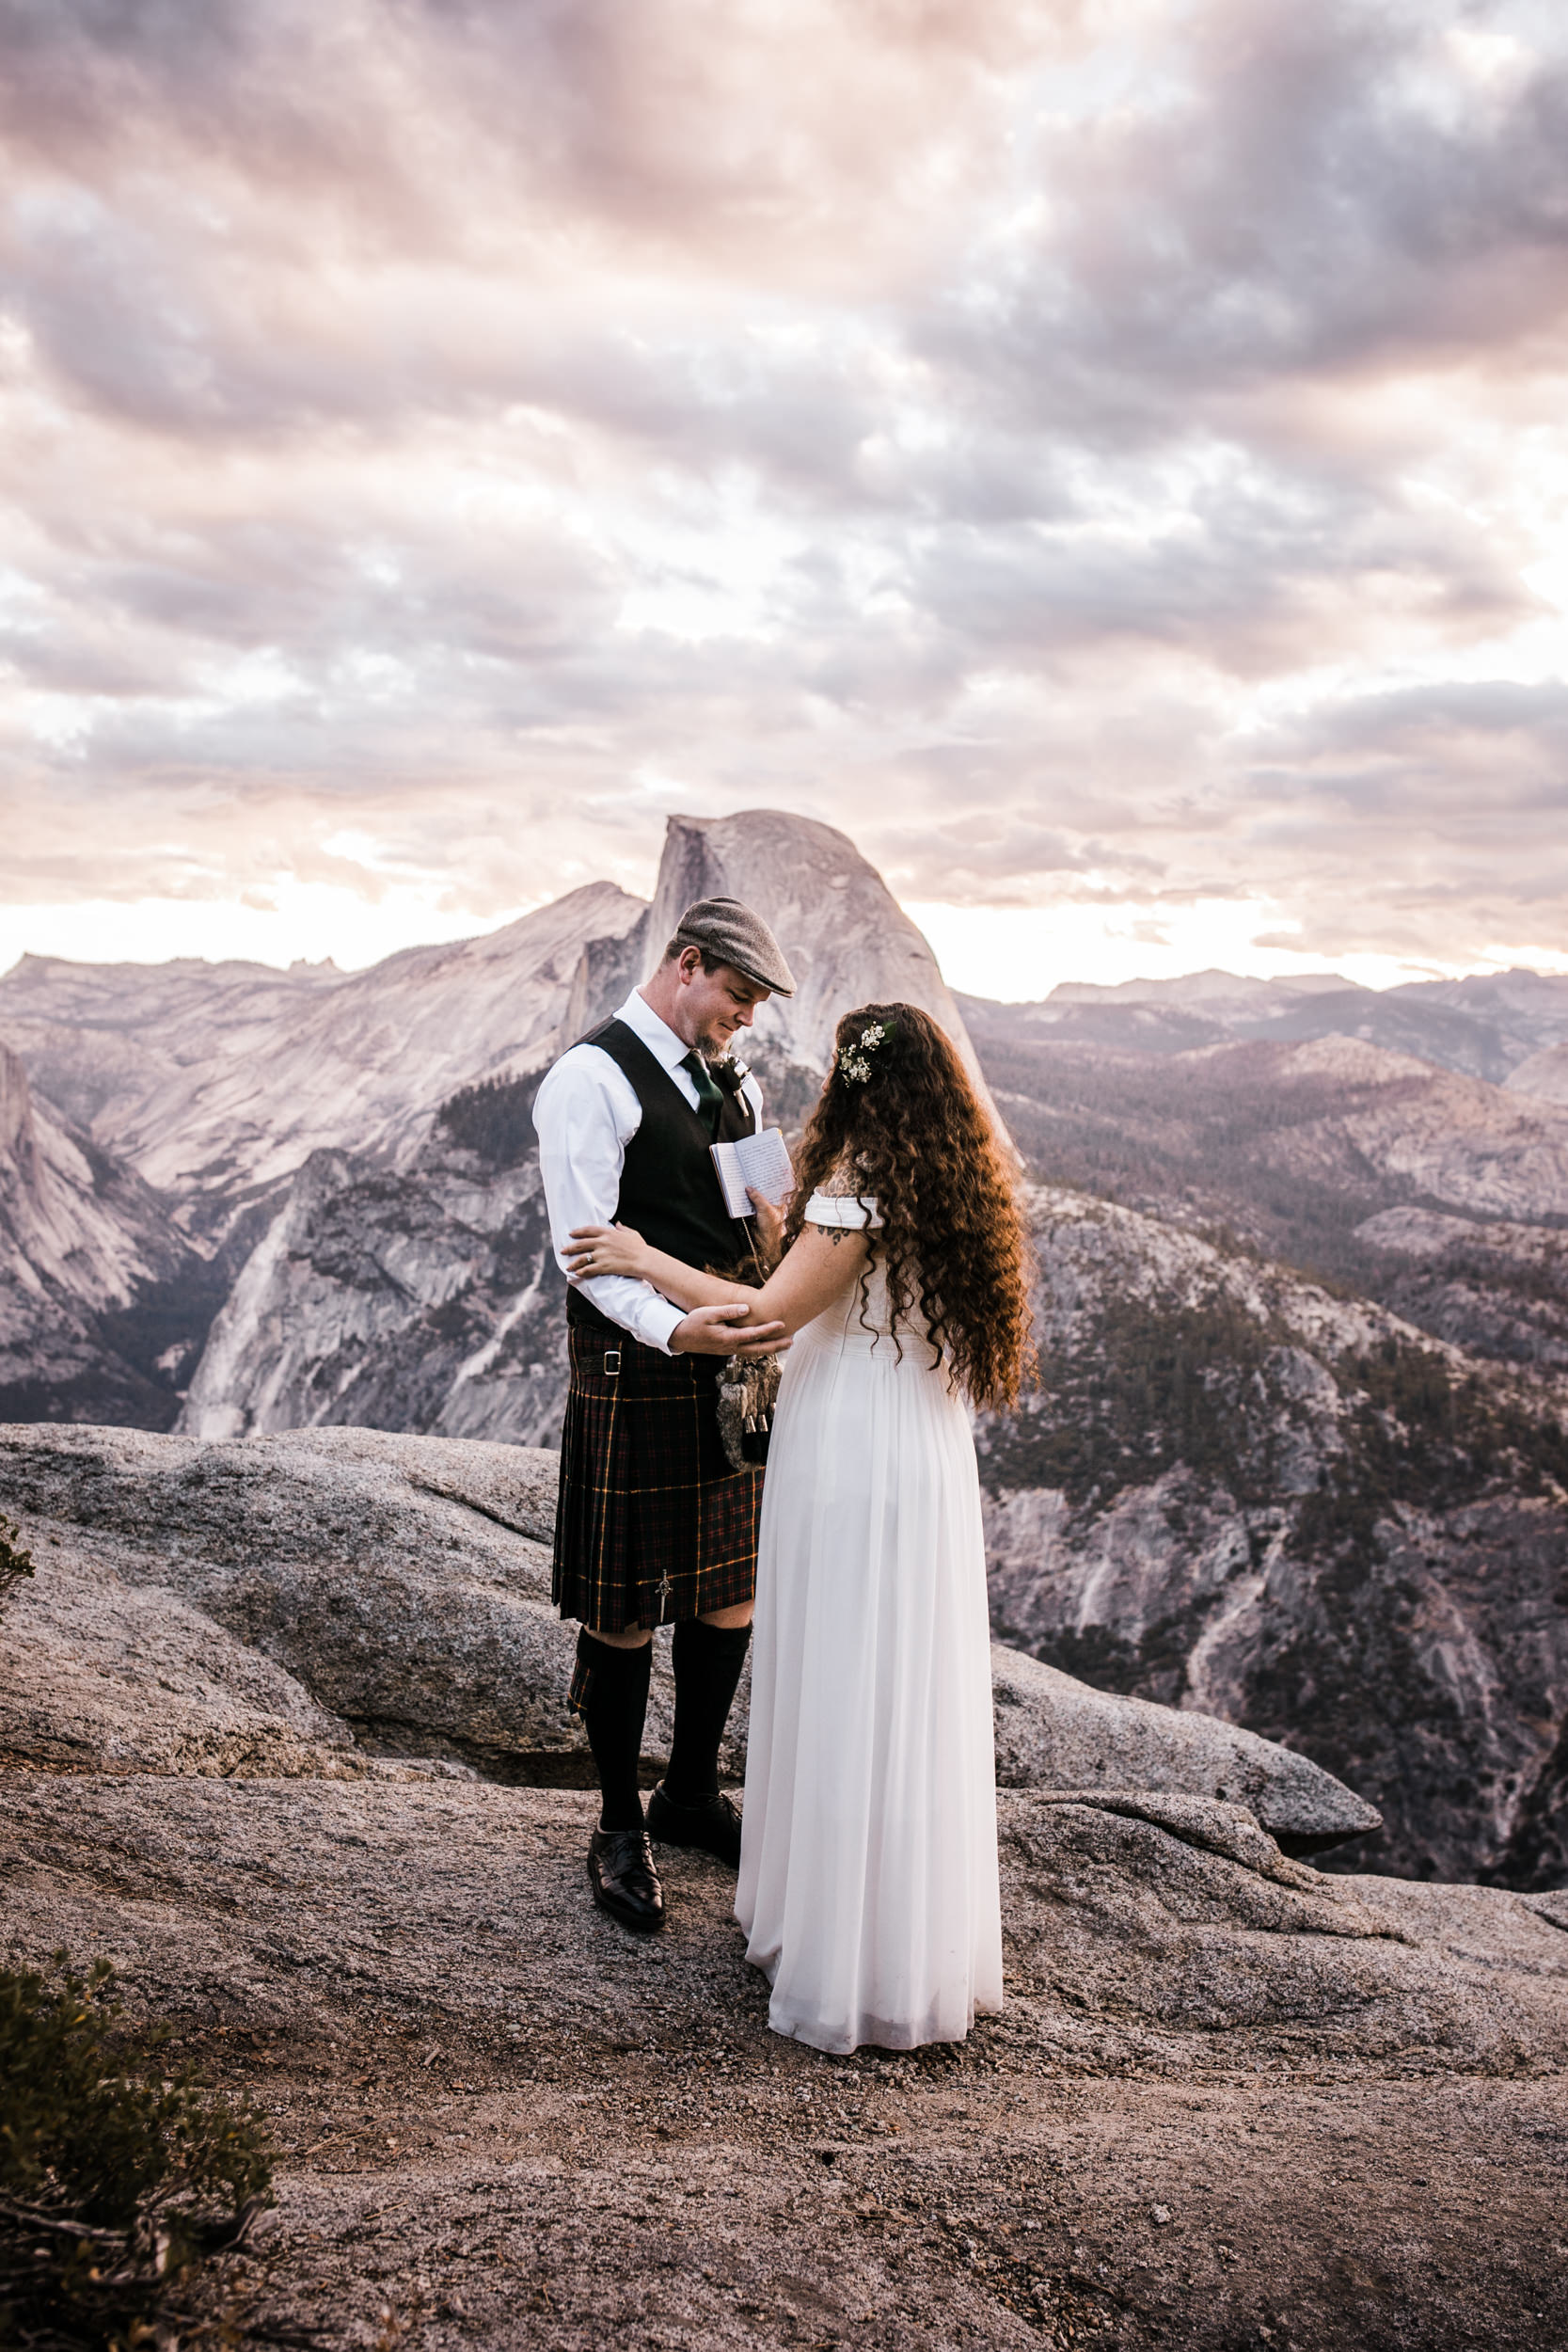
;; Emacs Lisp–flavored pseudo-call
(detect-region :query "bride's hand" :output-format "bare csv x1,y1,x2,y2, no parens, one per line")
564,1222,648,1279
746,1187,786,1265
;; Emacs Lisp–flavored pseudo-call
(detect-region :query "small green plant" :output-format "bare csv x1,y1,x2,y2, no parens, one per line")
0,1954,274,2348
0,1513,35,1615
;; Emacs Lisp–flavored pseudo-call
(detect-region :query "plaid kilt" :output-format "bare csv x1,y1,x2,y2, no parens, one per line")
553,1325,763,1656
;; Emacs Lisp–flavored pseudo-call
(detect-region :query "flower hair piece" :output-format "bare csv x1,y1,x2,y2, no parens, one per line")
838,1020,895,1084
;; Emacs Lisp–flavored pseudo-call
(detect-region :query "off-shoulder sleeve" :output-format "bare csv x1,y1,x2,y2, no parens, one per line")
803,1188,883,1231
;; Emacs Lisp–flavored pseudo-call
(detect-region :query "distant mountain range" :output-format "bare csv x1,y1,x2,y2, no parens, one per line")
978,963,1568,1083
2,811,1566,1889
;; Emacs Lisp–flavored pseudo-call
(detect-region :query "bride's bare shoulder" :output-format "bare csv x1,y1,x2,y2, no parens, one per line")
801,1157,882,1238
816,1153,873,1200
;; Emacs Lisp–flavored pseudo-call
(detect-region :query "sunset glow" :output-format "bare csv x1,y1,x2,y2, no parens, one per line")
4,0,1568,997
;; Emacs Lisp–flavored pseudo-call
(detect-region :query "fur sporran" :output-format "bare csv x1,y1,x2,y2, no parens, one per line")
705,1226,782,1470
717,1352,781,1470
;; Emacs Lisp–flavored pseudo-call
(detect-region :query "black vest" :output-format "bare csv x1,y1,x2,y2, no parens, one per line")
566,1017,757,1337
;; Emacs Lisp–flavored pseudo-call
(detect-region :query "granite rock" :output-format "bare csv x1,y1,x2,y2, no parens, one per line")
0,1422,590,1776
2,1422,1563,2350
1,1422,1378,1849
0,1772,1563,2349
991,1649,1380,1853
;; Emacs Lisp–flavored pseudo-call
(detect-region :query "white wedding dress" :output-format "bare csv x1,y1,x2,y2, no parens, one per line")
735,1188,1004,2052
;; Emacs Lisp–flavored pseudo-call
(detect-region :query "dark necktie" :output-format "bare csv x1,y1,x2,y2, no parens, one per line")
680,1050,724,1140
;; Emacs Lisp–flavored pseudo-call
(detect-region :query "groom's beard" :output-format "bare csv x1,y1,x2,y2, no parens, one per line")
693,1018,735,1060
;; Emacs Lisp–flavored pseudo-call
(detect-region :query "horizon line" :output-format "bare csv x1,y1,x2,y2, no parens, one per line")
3,924,1563,1008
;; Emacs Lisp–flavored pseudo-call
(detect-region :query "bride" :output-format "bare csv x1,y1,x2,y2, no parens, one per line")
565,1001,1033,2053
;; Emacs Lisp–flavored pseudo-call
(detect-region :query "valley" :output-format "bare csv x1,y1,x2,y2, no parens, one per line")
2,810,1566,1892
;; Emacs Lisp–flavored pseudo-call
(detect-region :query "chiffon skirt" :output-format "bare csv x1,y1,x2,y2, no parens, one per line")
735,1311,1004,2053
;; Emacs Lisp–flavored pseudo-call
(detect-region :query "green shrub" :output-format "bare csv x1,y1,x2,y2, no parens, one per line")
0,1514,34,1615
0,1955,273,2348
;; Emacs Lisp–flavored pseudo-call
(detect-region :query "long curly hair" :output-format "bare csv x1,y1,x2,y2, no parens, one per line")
784,1002,1034,1410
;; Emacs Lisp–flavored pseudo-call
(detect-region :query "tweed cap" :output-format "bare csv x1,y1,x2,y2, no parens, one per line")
673,897,796,996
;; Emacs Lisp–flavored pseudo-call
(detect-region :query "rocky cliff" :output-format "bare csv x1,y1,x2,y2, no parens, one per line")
179,1137,567,1445
643,809,1000,1118
100,1157,1568,1890
0,1420,1376,1854
978,1187,1568,1889
0,1042,214,1424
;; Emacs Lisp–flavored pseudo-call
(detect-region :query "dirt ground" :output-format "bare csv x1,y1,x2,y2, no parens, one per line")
197,2019,1568,2352
5,1773,1564,2351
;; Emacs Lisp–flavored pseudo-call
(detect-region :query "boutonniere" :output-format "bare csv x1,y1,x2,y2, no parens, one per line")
710,1056,750,1094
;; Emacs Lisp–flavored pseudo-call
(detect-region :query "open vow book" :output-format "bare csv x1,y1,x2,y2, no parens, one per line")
711,1126,795,1219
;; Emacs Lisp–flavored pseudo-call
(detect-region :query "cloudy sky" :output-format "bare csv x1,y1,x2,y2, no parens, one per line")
3,0,1568,998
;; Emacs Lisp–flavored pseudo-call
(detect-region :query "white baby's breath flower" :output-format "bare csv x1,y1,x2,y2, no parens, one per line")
839,1019,892,1083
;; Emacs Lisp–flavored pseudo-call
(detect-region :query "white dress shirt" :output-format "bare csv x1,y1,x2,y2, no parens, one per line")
532,987,767,1353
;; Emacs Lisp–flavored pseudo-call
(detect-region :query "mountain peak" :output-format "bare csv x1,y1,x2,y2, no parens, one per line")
644,810,1001,1120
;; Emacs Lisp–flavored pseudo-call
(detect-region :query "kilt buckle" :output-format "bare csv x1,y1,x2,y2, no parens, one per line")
603,1348,622,1377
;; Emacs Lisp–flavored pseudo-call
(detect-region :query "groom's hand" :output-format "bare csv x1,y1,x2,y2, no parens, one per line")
669,1303,790,1358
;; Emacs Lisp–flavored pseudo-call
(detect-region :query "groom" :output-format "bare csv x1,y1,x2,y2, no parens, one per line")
532,897,797,1933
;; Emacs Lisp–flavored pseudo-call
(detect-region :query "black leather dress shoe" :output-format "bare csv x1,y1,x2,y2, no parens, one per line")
588,1828,664,1933
647,1782,743,1869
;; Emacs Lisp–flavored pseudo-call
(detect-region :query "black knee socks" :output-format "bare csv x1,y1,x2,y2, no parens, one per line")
665,1618,753,1804
578,1620,752,1826
578,1630,652,1835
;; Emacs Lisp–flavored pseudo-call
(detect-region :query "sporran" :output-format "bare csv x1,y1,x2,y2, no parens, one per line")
717,1352,781,1470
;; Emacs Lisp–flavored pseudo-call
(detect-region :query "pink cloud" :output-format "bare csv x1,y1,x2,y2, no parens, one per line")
0,0,1565,979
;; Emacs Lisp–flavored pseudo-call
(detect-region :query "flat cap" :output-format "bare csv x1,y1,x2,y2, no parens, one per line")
673,897,796,996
